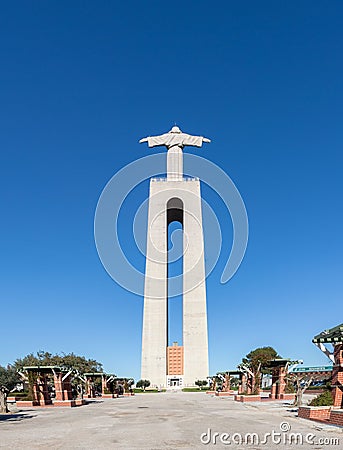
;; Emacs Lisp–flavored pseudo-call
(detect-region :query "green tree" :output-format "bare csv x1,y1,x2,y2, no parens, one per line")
241,347,280,394
287,372,325,407
0,365,20,413
230,377,240,390
136,379,150,391
195,380,207,390
13,351,103,374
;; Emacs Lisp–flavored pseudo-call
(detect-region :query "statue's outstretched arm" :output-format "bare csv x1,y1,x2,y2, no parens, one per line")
203,137,211,143
139,137,148,144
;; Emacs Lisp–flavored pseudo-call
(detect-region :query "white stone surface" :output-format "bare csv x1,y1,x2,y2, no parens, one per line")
139,126,210,181
141,179,209,387
140,126,210,388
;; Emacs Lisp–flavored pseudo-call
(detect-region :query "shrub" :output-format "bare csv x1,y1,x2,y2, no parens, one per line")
7,392,28,398
182,387,208,392
309,390,333,407
133,388,162,393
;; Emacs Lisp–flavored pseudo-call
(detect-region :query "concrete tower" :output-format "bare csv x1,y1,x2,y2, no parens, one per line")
140,126,210,388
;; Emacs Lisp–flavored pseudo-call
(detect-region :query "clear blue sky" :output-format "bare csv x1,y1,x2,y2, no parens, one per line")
1,1,342,379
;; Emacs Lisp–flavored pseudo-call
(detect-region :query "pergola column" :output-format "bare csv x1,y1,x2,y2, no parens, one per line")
223,374,231,392
63,375,73,401
270,368,278,399
54,373,64,401
102,375,107,395
32,376,41,404
332,344,343,408
36,374,52,405
85,377,96,398
277,367,286,399
246,374,253,394
239,374,246,394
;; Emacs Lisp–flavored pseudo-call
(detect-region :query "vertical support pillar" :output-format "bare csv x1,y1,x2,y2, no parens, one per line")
54,372,64,401
183,180,209,386
141,183,168,388
42,375,51,404
270,368,278,399
239,374,246,394
102,375,107,395
332,344,343,408
223,374,231,392
32,376,41,405
246,375,253,395
85,378,94,398
277,367,286,399
35,374,52,405
62,375,73,401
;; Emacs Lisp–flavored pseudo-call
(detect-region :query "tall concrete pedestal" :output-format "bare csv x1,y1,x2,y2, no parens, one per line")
140,126,209,388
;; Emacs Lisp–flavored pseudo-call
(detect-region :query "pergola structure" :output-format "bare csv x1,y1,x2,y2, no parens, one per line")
83,372,118,398
15,367,135,407
83,373,134,398
233,359,298,402
207,370,244,396
265,359,291,400
217,371,241,392
212,363,291,397
17,366,85,407
313,322,343,408
83,372,103,398
297,324,343,426
237,364,255,394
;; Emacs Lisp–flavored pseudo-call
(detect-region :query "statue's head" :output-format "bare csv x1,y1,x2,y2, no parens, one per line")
170,126,182,133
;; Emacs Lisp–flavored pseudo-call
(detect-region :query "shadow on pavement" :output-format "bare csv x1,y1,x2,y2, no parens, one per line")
0,412,35,422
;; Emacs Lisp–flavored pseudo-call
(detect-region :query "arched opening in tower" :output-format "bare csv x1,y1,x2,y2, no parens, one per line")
167,197,183,350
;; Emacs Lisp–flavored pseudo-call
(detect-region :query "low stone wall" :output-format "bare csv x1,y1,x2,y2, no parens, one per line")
298,406,343,426
329,410,343,426
278,393,295,401
215,391,236,397
234,395,261,402
16,399,86,408
298,406,331,421
16,401,52,407
53,399,86,407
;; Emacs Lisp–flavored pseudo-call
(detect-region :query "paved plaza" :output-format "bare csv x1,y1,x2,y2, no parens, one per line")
1,393,341,449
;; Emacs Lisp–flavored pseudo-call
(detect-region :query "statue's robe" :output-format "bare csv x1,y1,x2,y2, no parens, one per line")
146,132,204,149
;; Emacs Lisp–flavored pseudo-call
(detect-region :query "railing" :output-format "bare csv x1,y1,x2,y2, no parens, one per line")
151,177,199,182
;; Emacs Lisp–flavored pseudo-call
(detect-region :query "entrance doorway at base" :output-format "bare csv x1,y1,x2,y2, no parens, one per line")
167,376,183,389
